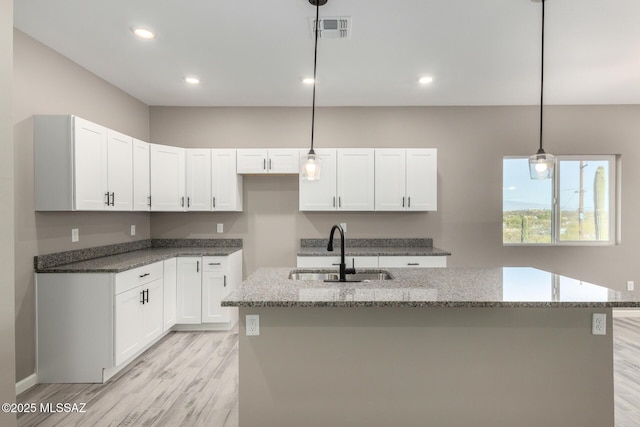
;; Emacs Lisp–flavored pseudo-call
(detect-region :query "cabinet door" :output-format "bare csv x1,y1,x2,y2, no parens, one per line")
133,139,151,211
299,149,337,211
202,274,229,323
212,149,243,211
268,149,300,174
186,149,212,211
150,144,186,211
140,277,164,344
406,149,437,211
337,149,375,211
375,149,406,211
176,257,202,324
163,258,177,331
236,149,268,174
115,286,143,366
106,129,133,211
73,117,108,210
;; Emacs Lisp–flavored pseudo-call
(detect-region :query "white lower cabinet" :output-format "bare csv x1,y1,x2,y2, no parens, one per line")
378,256,447,268
163,258,177,331
177,251,242,326
114,264,164,366
297,255,447,268
296,256,379,269
176,257,202,324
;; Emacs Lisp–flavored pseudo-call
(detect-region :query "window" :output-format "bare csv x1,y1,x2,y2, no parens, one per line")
503,155,617,245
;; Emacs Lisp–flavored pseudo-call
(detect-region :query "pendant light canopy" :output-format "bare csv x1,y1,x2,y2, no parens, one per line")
529,0,555,180
301,0,327,181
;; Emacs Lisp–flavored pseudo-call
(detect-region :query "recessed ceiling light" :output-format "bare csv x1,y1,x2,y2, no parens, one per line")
419,76,434,85
184,76,200,85
302,77,315,85
131,27,155,40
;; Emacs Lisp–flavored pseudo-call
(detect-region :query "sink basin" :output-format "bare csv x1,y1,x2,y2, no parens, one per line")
288,270,393,281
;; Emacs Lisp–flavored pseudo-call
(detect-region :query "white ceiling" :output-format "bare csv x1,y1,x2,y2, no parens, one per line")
13,0,640,107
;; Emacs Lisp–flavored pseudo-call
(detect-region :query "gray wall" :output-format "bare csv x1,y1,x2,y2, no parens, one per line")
13,30,151,381
150,106,640,289
1,0,16,424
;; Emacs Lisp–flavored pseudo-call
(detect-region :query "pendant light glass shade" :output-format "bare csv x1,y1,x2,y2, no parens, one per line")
529,148,555,180
301,149,322,180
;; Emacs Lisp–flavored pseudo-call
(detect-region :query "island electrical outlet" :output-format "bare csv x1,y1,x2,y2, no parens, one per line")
246,315,260,336
592,313,606,335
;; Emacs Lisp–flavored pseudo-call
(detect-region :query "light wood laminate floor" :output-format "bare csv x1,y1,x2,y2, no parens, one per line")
18,318,640,426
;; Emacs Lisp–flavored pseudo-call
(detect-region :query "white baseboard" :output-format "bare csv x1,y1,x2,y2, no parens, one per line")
613,309,640,318
16,373,38,395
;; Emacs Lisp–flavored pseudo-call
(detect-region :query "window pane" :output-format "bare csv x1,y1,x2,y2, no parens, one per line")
558,160,610,242
503,158,553,244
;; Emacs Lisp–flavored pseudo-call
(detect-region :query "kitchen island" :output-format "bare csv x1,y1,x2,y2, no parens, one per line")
223,267,639,427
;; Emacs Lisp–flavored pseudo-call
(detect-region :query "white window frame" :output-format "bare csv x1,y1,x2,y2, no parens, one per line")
503,155,619,247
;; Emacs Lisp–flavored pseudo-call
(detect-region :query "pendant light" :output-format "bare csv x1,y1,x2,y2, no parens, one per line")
529,0,555,180
301,0,326,181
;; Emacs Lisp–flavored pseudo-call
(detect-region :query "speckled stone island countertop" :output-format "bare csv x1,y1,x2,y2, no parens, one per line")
297,238,451,257
35,239,242,273
222,266,640,308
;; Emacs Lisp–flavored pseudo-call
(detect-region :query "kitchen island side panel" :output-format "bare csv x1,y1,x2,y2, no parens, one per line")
238,307,614,427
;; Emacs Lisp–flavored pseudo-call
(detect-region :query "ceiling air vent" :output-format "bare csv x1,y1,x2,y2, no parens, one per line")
309,17,352,39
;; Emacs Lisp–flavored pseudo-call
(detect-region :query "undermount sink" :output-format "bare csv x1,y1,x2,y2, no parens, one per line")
288,270,393,282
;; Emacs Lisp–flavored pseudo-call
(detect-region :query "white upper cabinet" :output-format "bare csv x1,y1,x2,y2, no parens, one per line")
106,129,133,211
212,149,243,211
375,149,406,211
150,144,186,212
73,117,109,210
132,139,151,211
337,149,375,211
185,149,212,211
299,149,338,211
375,149,437,211
406,149,437,211
34,115,135,211
237,148,300,174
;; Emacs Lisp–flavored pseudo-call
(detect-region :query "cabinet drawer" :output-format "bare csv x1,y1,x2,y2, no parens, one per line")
203,257,228,272
378,256,446,268
297,256,378,268
115,261,163,294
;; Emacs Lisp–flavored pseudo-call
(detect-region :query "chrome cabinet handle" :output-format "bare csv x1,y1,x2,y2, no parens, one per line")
407,263,419,266
147,196,151,207
209,262,221,266
339,197,342,208
408,197,411,208
263,159,266,170
181,196,185,207
111,192,115,206
140,290,145,304
333,197,336,208
196,261,200,272
139,273,150,278
187,197,190,208
105,192,110,206
224,275,227,287
212,196,216,208
269,158,272,170
402,197,405,208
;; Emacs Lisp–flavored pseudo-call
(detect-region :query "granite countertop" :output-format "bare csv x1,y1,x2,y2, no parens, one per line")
35,239,242,273
297,238,451,257
222,266,640,308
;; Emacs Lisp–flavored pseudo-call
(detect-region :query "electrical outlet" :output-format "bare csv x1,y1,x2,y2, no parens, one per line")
340,222,347,233
217,223,223,233
627,281,635,291
71,228,79,242
246,314,260,336
592,313,606,335
130,225,136,236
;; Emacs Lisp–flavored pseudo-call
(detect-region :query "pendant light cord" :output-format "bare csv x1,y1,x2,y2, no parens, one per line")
539,0,545,153
310,0,320,153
